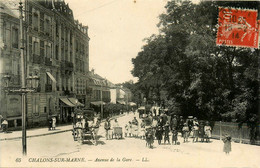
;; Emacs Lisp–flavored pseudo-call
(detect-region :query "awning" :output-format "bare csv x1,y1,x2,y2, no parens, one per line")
68,98,84,107
60,98,75,107
129,102,137,106
46,72,56,83
90,101,106,106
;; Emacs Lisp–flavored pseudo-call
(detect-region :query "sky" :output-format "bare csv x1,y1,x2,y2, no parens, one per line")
66,0,169,84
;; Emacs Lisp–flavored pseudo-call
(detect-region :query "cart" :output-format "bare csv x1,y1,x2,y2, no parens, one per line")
112,127,123,139
72,108,95,144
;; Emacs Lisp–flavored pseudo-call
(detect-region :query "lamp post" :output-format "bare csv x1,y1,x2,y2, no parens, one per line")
100,81,103,119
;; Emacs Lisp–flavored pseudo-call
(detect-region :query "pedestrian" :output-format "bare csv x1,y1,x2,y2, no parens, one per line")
155,117,164,145
48,117,52,130
172,127,178,145
187,116,193,137
1,119,8,133
163,121,170,144
104,118,111,140
93,117,101,145
192,117,199,142
171,115,178,130
112,119,120,139
182,123,189,143
132,117,139,137
204,121,212,142
222,134,232,155
145,126,154,148
52,117,56,130
139,119,146,139
178,116,185,137
199,121,205,142
128,121,132,137
125,122,129,137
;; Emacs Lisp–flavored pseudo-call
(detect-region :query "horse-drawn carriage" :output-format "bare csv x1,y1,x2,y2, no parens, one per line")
72,108,98,144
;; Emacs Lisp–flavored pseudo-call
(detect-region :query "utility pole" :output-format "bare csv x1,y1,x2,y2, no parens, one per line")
19,0,27,156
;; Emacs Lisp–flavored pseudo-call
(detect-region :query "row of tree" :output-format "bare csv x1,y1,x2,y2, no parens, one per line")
131,0,259,129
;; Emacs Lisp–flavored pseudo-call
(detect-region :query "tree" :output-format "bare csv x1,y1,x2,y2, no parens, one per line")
132,0,259,132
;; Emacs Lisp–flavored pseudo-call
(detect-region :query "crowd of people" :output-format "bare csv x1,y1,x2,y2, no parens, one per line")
120,112,214,148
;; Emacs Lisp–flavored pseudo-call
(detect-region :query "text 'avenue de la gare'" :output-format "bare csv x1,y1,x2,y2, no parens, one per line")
95,157,149,162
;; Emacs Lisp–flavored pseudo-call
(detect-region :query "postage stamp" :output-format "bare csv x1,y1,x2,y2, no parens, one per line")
216,7,259,48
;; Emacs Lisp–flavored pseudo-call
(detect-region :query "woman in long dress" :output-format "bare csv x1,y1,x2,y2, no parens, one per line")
52,117,56,130
222,134,232,155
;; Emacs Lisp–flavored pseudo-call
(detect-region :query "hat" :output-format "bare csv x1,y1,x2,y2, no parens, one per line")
194,117,197,120
184,123,187,125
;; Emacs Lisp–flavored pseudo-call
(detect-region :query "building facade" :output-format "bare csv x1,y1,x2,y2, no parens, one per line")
0,0,90,128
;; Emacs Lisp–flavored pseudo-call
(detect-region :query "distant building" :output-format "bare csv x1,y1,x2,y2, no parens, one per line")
87,69,110,108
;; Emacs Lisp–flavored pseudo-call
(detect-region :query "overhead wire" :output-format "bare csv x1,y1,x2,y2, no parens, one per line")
74,0,121,17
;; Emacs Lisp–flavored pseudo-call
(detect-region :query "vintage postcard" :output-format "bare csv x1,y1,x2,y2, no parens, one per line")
0,0,259,168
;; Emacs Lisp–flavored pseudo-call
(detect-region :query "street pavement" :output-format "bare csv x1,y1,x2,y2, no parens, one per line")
0,112,260,168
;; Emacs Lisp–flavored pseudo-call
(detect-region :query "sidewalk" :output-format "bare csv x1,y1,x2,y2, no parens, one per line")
0,124,72,141
0,113,126,141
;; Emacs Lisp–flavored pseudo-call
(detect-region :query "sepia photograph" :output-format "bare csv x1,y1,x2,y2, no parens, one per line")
0,0,259,167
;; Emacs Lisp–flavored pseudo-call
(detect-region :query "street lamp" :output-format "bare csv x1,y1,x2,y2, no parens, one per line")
100,80,103,119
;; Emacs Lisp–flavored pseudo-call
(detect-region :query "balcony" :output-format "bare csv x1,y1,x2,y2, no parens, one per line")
45,57,52,66
45,84,52,92
60,61,73,75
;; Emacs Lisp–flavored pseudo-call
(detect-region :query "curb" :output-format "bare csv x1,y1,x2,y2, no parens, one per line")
0,129,72,141
0,113,126,141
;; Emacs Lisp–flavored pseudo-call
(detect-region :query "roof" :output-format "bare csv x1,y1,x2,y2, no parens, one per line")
0,0,21,18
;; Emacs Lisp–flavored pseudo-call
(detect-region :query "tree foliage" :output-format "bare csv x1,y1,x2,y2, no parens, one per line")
132,0,259,129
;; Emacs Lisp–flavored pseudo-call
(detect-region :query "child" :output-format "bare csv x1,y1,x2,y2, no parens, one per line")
222,134,232,155
204,121,212,143
128,121,132,137
164,121,170,144
182,123,189,143
125,122,129,137
172,127,178,145
139,120,146,139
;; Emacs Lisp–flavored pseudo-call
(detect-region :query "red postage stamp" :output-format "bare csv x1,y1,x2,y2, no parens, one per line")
216,7,259,48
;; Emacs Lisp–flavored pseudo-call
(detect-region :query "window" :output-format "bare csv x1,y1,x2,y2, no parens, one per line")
12,28,18,48
33,97,39,116
33,41,39,55
56,22,59,36
29,36,32,61
33,12,39,31
40,12,44,32
45,18,50,35
46,45,51,58
40,40,44,58
55,45,59,60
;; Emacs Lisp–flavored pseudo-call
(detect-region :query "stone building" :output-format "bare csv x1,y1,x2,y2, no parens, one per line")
0,0,90,128
87,69,110,108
